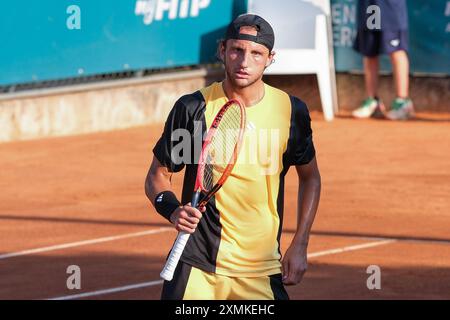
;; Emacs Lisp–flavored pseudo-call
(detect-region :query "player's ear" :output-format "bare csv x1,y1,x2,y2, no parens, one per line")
217,40,226,63
265,51,276,68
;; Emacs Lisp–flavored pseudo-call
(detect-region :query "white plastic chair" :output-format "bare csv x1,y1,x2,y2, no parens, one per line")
248,0,339,121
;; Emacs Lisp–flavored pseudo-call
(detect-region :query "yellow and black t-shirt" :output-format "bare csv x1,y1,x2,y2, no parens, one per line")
153,82,315,277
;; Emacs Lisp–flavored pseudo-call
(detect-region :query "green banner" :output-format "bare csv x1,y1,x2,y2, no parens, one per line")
0,0,247,86
0,0,448,86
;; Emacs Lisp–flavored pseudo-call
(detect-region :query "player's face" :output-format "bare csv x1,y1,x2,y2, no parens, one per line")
221,39,273,88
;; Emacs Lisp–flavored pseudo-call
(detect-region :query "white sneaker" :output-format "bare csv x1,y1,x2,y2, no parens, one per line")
352,98,385,119
386,98,415,120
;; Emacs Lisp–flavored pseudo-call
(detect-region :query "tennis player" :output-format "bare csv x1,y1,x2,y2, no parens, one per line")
145,14,321,300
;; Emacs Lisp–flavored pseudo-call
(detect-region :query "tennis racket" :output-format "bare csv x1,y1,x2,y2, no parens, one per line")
160,99,246,281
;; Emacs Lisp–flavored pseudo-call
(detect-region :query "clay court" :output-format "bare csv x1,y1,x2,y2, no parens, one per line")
1,112,449,300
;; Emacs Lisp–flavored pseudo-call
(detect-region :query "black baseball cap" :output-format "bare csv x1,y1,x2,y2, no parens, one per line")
224,14,275,51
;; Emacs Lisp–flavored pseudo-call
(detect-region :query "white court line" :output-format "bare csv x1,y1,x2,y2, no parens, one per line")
48,280,165,300
308,239,396,258
47,239,396,300
0,228,174,260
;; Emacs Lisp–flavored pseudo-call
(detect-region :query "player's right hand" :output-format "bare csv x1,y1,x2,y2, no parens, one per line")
169,203,205,234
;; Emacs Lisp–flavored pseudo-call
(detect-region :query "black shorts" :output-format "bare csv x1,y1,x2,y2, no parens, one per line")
161,261,289,300
353,30,409,57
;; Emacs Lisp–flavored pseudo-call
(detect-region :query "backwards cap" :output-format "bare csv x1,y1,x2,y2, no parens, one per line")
224,14,275,51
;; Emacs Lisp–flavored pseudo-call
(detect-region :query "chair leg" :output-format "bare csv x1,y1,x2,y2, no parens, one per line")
317,69,335,121
315,14,338,121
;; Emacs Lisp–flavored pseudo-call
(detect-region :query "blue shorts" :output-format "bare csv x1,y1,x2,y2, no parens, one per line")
353,30,409,57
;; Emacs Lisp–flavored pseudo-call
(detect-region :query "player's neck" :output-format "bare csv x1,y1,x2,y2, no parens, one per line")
222,79,265,107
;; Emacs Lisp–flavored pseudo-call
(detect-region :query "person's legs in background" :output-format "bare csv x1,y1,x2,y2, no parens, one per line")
386,49,415,120
364,56,379,98
352,30,386,119
391,50,409,98
352,0,413,120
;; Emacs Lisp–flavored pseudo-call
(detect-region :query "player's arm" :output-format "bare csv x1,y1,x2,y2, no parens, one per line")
144,156,174,206
282,156,321,285
145,94,205,233
145,156,204,234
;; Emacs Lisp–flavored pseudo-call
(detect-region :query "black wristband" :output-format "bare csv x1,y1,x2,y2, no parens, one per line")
154,191,181,223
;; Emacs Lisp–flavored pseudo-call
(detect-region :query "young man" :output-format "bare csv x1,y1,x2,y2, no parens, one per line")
352,0,414,120
145,14,321,300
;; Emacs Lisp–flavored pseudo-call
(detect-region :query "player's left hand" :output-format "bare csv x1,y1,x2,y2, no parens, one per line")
281,244,308,286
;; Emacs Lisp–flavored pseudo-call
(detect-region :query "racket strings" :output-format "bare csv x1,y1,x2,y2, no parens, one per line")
202,104,243,192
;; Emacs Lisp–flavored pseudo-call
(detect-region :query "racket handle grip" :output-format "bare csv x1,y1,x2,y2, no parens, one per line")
160,231,190,281
160,190,201,281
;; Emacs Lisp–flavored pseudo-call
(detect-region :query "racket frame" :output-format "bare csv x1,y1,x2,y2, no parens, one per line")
160,99,246,281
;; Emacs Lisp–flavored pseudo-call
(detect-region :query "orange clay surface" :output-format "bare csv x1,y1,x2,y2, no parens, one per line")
0,112,449,300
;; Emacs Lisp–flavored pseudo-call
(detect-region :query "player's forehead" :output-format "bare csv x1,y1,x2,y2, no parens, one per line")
226,38,269,53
